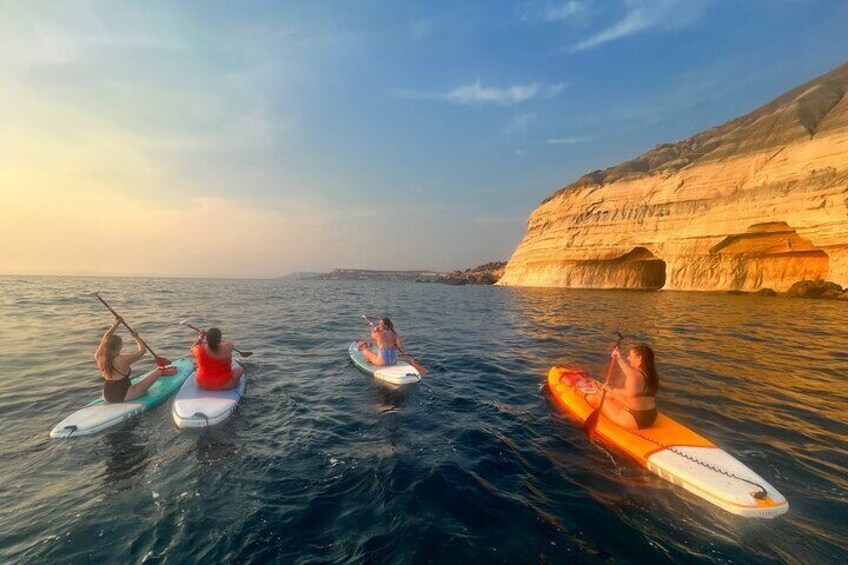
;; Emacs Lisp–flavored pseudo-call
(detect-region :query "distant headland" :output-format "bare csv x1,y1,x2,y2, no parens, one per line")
288,263,507,285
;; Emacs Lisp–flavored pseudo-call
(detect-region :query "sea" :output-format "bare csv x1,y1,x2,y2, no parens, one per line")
0,276,845,564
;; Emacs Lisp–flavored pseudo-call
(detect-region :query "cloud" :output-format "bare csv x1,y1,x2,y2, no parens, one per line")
545,1,590,22
566,0,709,53
0,3,185,68
445,80,540,105
0,182,348,277
395,80,566,106
548,135,593,144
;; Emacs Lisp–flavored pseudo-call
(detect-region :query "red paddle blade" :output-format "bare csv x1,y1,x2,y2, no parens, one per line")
154,355,172,367
407,357,428,376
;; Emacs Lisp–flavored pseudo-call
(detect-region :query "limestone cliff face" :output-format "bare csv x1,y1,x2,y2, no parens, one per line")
499,62,848,291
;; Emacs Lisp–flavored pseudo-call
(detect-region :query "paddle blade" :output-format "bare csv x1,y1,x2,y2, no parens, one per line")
583,407,601,438
237,350,254,358
154,355,172,367
583,389,607,438
405,356,428,376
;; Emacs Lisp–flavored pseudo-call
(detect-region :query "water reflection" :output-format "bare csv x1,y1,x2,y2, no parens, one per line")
100,427,151,488
373,383,409,412
191,428,241,464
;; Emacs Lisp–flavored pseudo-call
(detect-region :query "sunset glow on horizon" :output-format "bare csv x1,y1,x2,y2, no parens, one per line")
2,1,846,277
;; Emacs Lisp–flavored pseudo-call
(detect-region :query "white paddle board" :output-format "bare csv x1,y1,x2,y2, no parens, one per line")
172,360,245,428
349,342,421,385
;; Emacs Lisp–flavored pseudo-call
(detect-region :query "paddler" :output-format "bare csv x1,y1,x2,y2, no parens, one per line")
95,316,175,402
357,317,403,366
586,345,659,429
191,327,244,390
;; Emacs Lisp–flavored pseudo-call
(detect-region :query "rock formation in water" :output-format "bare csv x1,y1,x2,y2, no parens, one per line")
499,61,848,292
427,261,507,285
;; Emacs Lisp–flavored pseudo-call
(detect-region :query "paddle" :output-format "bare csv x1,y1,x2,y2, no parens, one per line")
179,320,254,358
583,332,624,439
361,315,429,375
93,292,172,367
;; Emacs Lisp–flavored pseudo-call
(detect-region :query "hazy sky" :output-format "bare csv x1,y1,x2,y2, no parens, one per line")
1,0,847,277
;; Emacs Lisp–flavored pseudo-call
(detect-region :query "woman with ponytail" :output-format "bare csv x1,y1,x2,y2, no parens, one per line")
191,327,244,390
94,316,174,402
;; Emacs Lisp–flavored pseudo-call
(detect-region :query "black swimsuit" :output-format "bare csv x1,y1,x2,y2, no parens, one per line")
622,371,658,429
103,356,132,403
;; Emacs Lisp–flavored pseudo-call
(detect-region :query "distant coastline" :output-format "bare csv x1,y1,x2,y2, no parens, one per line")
310,269,445,282
293,263,507,285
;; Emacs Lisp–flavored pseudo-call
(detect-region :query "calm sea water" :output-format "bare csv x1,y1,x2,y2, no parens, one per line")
0,276,846,564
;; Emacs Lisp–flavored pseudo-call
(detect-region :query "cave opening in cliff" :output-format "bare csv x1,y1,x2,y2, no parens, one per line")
608,247,667,289
709,222,829,291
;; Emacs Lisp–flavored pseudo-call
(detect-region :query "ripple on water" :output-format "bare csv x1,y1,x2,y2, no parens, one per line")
0,277,846,563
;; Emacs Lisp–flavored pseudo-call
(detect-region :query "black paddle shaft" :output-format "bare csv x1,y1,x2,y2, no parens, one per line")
183,321,204,334
94,293,167,363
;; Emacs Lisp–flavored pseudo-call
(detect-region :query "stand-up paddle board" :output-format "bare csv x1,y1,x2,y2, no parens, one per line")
50,357,194,438
172,360,245,428
548,366,788,518
349,342,421,385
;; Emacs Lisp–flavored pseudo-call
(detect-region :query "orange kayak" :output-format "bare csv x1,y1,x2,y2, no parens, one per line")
548,366,788,518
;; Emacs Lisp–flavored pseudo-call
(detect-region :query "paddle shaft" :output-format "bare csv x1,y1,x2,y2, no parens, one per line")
603,333,624,386
181,321,252,357
584,332,623,437
94,293,168,365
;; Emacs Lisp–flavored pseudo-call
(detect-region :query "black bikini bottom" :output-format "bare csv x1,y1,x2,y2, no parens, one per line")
623,406,657,429
103,378,131,403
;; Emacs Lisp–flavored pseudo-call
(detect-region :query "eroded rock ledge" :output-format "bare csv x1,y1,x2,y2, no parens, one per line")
500,61,848,292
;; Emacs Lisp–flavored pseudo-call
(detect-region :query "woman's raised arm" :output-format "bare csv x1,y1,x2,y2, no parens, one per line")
615,354,643,397
124,329,147,363
94,318,122,360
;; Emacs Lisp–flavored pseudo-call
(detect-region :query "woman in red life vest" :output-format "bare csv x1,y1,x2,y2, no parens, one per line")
191,327,244,390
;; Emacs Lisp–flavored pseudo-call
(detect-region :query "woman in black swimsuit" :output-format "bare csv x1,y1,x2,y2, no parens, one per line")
94,316,172,403
587,344,659,430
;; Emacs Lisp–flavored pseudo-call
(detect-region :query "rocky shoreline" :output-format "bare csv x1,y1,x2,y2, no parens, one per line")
293,268,847,298
734,279,848,300
420,262,507,286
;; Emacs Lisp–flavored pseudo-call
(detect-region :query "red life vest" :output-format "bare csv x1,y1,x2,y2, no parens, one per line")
193,345,233,390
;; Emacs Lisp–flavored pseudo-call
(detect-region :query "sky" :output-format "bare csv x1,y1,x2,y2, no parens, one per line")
1,0,847,278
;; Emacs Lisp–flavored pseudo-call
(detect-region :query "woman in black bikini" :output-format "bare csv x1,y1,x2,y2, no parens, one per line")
588,344,658,430
94,316,172,402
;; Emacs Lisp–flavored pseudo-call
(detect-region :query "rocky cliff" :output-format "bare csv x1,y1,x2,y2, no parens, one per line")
427,262,507,285
499,61,848,291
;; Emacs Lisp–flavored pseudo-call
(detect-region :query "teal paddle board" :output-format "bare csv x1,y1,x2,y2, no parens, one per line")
50,356,195,438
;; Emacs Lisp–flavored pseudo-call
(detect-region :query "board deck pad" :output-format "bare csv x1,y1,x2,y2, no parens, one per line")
348,342,421,385
50,357,195,438
548,366,788,518
172,360,245,428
